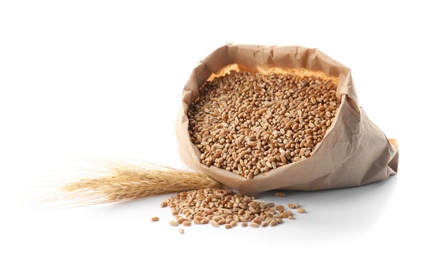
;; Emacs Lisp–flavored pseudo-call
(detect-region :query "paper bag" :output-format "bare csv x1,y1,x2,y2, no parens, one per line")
175,44,399,193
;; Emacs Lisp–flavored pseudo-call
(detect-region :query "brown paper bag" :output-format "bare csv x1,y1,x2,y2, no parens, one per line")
176,44,399,193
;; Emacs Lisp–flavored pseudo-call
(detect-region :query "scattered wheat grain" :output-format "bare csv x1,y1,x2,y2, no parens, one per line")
297,208,307,213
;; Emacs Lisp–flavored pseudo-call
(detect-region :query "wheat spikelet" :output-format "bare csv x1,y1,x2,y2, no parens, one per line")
61,160,224,204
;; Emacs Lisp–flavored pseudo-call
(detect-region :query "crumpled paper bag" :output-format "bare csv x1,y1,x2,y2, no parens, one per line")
175,43,399,193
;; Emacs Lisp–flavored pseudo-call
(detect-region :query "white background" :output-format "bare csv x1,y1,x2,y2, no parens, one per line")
1,1,422,259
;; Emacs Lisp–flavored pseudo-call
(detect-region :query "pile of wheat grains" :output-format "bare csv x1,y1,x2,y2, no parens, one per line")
155,188,306,233
188,70,340,179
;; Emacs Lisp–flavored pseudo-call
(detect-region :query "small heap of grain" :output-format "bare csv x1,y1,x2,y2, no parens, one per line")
161,188,306,229
188,70,340,179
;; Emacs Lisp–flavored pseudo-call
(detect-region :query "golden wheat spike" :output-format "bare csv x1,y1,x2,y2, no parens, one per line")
62,160,224,204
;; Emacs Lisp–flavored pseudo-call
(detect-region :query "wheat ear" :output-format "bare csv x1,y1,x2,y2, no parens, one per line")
61,160,224,204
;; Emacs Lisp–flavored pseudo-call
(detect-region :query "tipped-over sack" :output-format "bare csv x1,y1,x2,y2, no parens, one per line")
176,44,399,193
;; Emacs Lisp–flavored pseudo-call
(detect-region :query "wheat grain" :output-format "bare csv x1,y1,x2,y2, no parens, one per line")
275,192,286,197
297,208,307,213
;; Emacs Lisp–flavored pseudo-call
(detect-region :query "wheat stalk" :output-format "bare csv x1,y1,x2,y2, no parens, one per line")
60,160,224,205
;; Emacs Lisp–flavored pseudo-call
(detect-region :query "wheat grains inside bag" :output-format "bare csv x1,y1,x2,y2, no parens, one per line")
187,68,340,180
177,44,398,193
